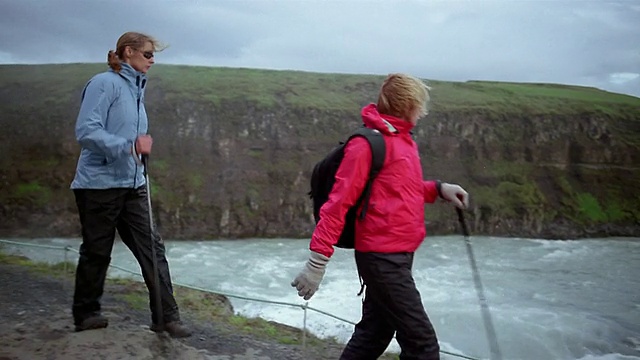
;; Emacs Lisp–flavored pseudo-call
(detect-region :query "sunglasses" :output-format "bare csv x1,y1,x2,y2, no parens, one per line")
141,51,154,59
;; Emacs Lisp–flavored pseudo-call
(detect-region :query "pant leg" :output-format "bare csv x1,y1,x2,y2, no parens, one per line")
393,254,440,360
343,251,440,360
340,284,396,359
72,189,124,324
117,186,180,324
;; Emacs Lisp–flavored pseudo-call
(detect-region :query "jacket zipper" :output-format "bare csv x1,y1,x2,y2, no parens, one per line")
133,76,141,189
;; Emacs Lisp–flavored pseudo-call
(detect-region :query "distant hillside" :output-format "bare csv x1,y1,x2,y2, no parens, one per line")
1,63,639,239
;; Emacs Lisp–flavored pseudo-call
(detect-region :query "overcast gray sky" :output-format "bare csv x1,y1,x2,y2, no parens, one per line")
1,0,639,97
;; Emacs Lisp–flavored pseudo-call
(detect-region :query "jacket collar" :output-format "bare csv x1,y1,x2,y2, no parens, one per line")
113,62,147,90
361,103,414,135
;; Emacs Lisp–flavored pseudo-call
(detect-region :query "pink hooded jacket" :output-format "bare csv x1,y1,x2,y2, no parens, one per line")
310,103,439,257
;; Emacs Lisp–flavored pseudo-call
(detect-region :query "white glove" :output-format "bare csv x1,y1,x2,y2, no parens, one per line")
291,251,329,300
440,183,469,209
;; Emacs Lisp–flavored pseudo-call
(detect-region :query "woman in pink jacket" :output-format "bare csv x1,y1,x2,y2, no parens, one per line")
292,73,469,360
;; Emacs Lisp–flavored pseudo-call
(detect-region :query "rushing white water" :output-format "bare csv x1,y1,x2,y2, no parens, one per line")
2,236,639,360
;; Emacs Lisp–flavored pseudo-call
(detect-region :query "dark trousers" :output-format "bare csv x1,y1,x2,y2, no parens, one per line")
340,251,440,360
72,187,179,325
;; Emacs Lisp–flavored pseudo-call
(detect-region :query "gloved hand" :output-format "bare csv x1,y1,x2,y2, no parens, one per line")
291,251,330,300
440,183,469,209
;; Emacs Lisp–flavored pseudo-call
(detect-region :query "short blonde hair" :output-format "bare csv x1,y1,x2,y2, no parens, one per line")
377,73,431,120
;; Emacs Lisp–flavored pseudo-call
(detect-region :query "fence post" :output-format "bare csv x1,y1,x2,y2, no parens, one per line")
64,246,69,275
303,302,308,350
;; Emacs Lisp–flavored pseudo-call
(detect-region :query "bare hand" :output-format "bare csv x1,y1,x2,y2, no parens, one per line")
441,183,469,209
135,135,153,155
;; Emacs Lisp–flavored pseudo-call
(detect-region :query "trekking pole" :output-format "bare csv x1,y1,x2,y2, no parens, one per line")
142,155,164,333
456,208,503,360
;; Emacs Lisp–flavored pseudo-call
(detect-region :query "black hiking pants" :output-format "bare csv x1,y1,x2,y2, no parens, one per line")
340,251,440,360
72,187,180,326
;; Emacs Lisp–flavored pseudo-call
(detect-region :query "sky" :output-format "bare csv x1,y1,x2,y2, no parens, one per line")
1,0,639,98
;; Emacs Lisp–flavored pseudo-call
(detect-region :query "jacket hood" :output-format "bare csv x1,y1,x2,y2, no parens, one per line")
360,103,414,135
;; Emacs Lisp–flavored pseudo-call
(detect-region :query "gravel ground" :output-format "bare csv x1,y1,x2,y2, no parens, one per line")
0,263,348,360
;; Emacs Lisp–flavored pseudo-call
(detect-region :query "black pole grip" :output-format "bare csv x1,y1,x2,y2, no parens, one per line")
142,154,149,176
456,207,470,237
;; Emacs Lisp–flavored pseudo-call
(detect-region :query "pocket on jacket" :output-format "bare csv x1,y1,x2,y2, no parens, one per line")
85,153,108,166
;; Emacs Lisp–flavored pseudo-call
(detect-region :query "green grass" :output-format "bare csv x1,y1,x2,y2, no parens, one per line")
603,201,626,222
2,63,638,116
0,251,76,276
15,182,45,194
552,172,640,225
14,181,52,205
155,65,382,110
576,193,607,222
226,315,305,344
120,291,148,310
429,79,640,115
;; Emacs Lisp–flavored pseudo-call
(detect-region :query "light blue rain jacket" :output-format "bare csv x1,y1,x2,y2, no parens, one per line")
70,63,148,189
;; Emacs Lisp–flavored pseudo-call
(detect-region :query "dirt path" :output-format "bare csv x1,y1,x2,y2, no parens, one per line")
0,263,347,360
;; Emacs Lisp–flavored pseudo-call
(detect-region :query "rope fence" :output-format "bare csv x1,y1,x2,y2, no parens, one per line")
0,239,480,360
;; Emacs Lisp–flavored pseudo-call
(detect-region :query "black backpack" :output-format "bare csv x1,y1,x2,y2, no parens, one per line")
309,126,386,248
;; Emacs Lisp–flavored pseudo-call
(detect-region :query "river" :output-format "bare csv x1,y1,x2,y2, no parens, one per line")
2,236,639,360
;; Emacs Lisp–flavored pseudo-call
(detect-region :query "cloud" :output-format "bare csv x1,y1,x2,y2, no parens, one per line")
0,0,638,97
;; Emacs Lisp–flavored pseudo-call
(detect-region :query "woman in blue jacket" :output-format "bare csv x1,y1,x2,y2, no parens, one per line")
70,31,190,338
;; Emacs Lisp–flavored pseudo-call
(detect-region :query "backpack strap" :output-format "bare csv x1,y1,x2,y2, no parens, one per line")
348,126,386,220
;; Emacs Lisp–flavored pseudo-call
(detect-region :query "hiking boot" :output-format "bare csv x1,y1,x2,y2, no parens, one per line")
75,315,108,332
150,321,192,338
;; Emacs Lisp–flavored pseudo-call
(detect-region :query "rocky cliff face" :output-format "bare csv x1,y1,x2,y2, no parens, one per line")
1,64,638,240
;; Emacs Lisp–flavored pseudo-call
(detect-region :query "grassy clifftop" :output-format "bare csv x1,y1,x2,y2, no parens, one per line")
3,63,640,111
1,63,639,239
